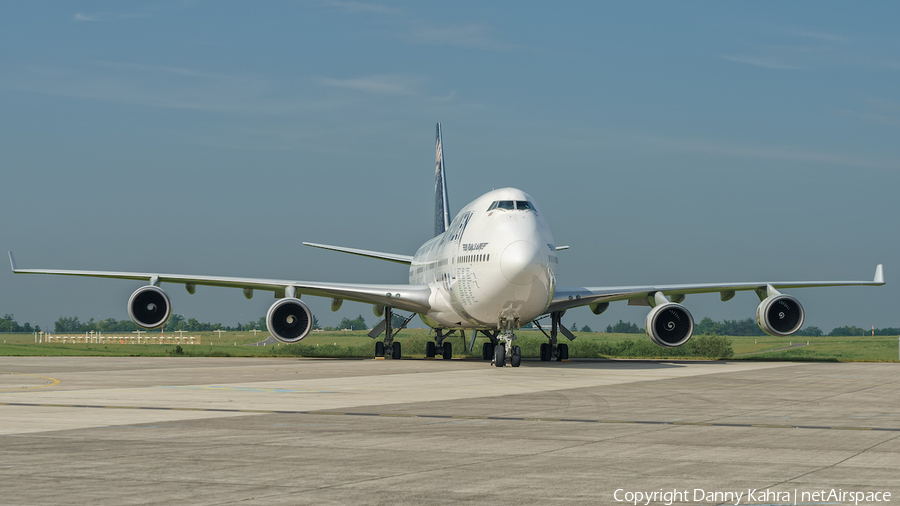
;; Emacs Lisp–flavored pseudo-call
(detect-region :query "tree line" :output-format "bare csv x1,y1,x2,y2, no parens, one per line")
1,313,895,337
321,314,406,332
14,313,383,334
0,314,41,333
600,317,899,337
696,317,899,337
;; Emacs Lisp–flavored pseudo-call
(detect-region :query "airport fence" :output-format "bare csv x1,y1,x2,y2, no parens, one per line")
40,334,201,345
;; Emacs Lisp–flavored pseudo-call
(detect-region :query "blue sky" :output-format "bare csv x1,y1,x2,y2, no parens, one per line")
1,1,897,333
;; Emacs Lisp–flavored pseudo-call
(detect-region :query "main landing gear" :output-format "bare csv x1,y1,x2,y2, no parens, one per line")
425,329,454,360
478,330,501,361
533,311,574,362
369,307,414,359
374,340,401,360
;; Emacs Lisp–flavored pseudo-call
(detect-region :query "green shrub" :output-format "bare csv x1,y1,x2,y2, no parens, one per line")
165,345,185,356
684,333,734,359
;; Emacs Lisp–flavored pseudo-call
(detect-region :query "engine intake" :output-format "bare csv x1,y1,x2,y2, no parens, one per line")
645,303,694,348
128,286,172,329
267,298,313,343
757,295,804,336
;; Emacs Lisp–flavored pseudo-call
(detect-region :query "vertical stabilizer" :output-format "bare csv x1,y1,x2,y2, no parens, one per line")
434,123,451,236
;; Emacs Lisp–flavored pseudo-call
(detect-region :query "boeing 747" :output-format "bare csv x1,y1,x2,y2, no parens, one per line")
9,124,885,366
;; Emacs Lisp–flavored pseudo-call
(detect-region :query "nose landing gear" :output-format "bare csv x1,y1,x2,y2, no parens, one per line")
492,318,522,367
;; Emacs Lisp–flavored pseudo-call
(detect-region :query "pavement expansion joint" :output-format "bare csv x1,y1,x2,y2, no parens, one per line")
2,401,898,432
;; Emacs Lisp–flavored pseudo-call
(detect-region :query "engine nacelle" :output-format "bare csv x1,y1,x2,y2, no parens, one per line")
128,286,172,329
645,303,694,348
267,298,313,343
757,295,804,336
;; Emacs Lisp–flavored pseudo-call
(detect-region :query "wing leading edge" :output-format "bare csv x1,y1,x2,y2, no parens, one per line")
549,264,885,314
9,252,430,313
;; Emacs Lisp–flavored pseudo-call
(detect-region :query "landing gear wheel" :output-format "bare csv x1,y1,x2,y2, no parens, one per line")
557,343,569,361
391,342,402,360
482,342,494,361
540,343,551,361
493,343,506,367
375,341,385,357
511,345,522,367
425,341,436,358
442,342,452,360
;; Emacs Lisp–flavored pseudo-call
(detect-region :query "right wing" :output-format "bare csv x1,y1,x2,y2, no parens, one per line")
548,264,884,314
9,252,430,313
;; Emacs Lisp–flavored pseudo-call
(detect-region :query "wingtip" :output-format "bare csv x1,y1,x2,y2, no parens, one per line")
874,264,884,284
8,251,16,272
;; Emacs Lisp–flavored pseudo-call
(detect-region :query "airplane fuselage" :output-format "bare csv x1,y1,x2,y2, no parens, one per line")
410,188,558,330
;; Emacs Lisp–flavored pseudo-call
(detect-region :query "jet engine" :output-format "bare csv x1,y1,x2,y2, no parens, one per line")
266,298,313,343
756,295,804,336
645,303,694,348
127,286,172,329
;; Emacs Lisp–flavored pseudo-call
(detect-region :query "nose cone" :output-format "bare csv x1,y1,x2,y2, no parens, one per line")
500,241,543,285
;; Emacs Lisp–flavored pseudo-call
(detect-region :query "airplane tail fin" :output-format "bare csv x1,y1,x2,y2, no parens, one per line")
434,123,450,237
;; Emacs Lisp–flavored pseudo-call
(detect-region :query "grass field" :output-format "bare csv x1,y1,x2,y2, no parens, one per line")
0,329,896,362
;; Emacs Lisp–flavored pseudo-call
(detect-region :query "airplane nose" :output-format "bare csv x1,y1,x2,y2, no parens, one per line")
500,240,543,285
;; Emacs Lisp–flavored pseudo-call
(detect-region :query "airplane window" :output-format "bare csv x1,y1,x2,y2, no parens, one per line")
516,201,534,211
497,201,514,210
487,202,498,211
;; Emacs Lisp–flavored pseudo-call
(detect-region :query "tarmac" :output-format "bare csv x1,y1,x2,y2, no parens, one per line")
0,357,898,505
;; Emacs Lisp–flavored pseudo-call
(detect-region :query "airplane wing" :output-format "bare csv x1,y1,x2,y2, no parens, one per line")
8,252,430,313
548,264,884,314
302,242,413,265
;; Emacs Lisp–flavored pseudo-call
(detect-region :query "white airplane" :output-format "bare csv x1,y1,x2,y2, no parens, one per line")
9,124,885,367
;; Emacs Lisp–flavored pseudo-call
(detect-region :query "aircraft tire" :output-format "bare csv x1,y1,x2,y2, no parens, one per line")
540,343,551,361
391,342,402,360
511,346,521,367
493,343,506,367
557,343,569,361
482,342,494,360
375,341,385,357
425,341,436,358
442,341,452,360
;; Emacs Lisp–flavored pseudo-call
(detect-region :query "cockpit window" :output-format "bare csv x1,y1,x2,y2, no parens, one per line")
516,201,534,211
488,200,535,212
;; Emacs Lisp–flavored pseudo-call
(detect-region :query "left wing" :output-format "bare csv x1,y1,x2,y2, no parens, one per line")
549,264,884,313
302,242,413,265
9,252,430,313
